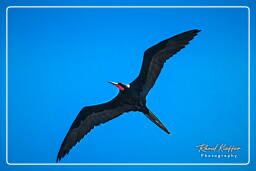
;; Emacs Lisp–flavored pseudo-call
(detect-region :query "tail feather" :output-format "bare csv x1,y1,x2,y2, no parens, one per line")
144,109,170,134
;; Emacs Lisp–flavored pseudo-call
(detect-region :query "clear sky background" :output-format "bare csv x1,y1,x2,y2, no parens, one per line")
0,0,256,171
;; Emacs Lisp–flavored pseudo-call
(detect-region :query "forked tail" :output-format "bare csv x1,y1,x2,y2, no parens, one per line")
143,109,170,134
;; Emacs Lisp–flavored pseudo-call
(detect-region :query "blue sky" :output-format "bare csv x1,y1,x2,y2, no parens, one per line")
0,0,256,171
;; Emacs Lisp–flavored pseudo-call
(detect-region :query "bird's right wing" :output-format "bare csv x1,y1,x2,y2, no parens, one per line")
56,98,133,162
131,29,200,97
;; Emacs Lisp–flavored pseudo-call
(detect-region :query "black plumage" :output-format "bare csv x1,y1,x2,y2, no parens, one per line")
56,29,200,162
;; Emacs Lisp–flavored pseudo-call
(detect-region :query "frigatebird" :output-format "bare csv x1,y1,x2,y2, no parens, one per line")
56,29,200,162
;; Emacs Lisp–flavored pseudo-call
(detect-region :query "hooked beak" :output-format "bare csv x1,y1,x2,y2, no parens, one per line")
108,81,118,86
108,81,125,91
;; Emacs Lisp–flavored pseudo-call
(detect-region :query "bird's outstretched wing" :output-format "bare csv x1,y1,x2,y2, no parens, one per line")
131,29,200,96
56,97,133,162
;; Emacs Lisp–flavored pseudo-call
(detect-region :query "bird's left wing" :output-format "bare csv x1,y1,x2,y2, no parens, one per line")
56,98,133,162
131,29,200,97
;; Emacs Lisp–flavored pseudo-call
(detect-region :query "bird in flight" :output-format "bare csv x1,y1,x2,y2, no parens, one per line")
56,29,200,162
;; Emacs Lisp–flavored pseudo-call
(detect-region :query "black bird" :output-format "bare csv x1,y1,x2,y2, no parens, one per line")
56,29,200,162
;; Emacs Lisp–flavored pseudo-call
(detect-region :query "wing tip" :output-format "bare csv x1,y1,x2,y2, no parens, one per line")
56,149,69,163
193,29,201,32
56,154,61,163
187,29,201,37
189,29,201,34
194,29,201,36
182,29,201,38
56,152,64,163
170,29,201,43
56,144,71,163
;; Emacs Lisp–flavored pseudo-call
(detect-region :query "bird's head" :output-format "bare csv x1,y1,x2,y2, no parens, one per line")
108,81,130,91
